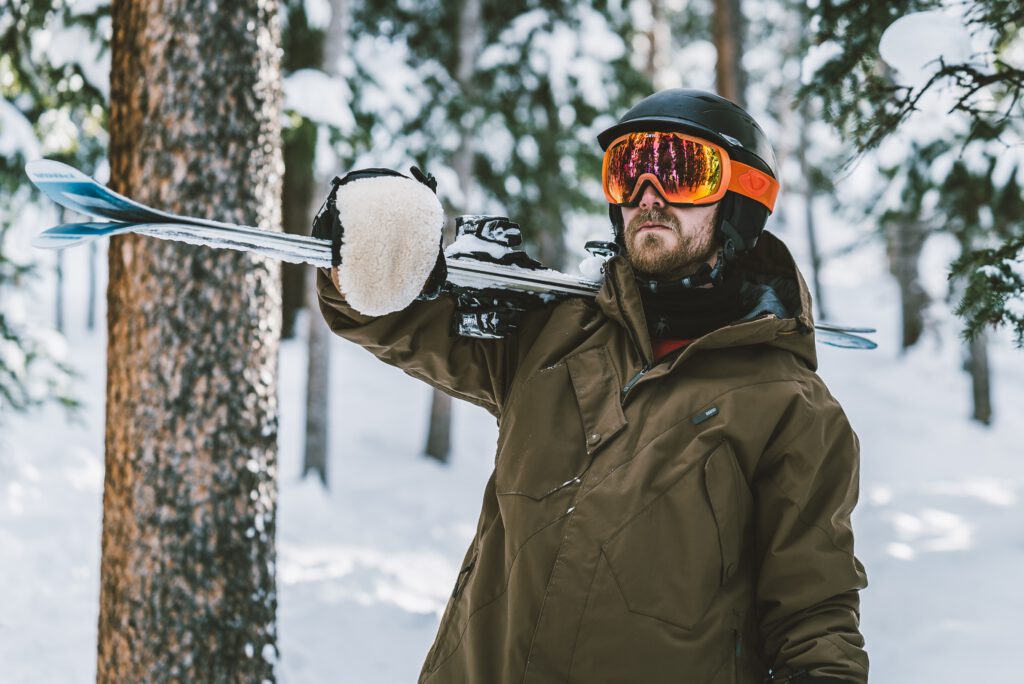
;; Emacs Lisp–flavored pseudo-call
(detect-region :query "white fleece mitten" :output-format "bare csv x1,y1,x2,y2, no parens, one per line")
323,168,445,316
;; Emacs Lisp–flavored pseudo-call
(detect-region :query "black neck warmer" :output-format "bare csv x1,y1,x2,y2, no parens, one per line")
639,268,749,340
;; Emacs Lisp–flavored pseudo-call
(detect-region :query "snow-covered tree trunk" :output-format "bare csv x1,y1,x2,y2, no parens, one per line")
99,1,283,681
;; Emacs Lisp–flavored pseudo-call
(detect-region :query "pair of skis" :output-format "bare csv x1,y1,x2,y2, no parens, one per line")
25,160,877,349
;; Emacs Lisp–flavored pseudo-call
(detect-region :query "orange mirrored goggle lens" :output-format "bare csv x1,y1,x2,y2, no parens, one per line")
602,131,779,212
603,132,725,206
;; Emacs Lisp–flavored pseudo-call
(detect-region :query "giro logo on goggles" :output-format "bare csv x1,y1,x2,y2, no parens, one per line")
602,131,779,212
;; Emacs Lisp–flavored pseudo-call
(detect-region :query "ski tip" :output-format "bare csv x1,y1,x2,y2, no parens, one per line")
31,222,130,250
817,330,879,350
816,321,878,334
25,158,91,184
31,232,93,249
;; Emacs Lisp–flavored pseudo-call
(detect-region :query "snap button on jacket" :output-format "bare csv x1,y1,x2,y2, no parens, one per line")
316,230,869,684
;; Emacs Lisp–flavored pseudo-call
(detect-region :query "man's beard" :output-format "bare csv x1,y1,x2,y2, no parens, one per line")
623,206,719,277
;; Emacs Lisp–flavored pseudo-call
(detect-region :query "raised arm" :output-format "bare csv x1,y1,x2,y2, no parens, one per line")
315,267,525,417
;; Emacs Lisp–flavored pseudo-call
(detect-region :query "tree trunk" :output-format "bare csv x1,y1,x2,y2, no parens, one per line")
55,248,64,333
966,328,992,425
885,219,929,350
536,216,567,271
425,389,453,461
713,0,746,107
100,2,283,682
88,241,98,330
56,208,66,333
424,0,482,464
303,264,331,485
323,0,351,74
301,0,350,485
952,235,992,425
798,100,828,322
281,119,317,338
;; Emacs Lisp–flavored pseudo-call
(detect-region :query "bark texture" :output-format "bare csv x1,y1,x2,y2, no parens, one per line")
100,1,283,682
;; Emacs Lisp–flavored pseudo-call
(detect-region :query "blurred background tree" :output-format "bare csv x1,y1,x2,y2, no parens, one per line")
0,0,108,416
801,0,1024,423
341,0,651,461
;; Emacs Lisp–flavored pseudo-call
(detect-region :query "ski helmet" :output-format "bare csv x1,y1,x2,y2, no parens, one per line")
598,89,779,257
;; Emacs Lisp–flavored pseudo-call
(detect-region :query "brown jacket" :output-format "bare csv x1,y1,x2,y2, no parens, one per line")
316,230,869,684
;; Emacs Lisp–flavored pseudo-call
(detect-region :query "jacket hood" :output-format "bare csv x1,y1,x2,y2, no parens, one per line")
595,229,818,370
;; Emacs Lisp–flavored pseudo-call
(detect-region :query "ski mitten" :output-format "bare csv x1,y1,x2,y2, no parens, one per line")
311,166,445,316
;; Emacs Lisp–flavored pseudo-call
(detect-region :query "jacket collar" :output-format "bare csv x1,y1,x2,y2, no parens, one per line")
594,230,818,370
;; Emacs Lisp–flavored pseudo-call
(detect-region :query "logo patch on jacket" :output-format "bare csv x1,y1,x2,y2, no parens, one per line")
691,405,719,425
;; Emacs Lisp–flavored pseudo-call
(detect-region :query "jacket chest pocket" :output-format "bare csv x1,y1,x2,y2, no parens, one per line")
495,346,627,500
600,440,752,631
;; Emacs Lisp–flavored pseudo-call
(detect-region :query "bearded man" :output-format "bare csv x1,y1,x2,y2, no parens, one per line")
315,89,869,684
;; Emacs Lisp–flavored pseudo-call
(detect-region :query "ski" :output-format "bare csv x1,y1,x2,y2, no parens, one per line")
26,160,877,348
813,323,877,334
32,220,601,297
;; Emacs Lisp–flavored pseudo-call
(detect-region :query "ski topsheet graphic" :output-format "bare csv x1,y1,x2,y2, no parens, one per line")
26,160,877,348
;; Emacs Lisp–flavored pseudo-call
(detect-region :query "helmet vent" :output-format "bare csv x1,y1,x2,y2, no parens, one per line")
720,133,743,148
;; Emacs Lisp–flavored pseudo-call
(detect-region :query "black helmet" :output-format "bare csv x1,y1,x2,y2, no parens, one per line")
598,89,779,256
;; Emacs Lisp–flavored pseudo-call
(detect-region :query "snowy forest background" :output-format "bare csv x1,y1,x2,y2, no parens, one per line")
1,0,1023,682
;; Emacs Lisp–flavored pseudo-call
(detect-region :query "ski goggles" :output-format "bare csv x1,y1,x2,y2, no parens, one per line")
601,131,779,212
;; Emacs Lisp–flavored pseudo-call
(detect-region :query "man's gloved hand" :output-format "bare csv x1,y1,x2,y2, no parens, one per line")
311,166,445,316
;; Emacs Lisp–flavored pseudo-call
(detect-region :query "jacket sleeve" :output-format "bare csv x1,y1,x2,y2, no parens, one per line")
753,379,869,683
314,267,526,417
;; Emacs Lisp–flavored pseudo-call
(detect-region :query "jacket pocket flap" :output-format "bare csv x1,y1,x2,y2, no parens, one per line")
566,346,627,455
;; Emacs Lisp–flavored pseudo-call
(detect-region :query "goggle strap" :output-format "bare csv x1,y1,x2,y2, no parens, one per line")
726,160,779,212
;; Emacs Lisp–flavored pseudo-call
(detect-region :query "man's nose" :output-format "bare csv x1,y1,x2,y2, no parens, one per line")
637,183,666,210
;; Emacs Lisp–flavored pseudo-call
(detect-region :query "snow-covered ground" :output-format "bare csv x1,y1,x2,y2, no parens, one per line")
1,214,1022,683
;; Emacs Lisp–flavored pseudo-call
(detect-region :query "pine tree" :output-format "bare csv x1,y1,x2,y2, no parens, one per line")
804,0,1024,348
0,0,108,416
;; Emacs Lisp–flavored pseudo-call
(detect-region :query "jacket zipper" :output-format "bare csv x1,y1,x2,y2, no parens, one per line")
451,557,476,599
620,364,652,404
620,345,691,405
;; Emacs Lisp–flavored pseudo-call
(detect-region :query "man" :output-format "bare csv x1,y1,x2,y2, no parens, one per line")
315,89,869,683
